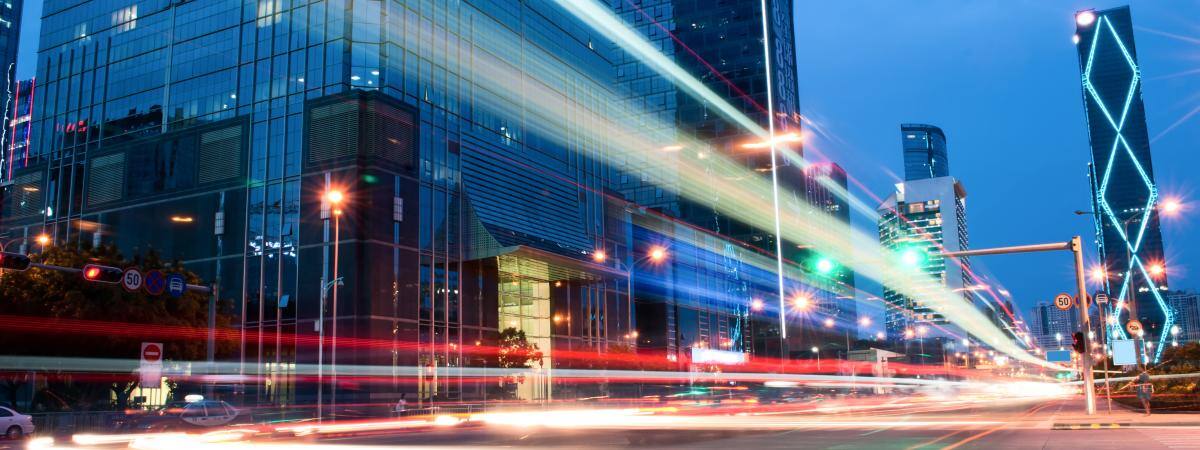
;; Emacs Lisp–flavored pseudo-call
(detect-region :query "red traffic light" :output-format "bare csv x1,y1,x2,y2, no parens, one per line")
81,264,123,284
0,252,32,271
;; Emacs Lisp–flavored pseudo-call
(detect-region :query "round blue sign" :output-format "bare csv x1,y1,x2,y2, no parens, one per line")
166,273,187,298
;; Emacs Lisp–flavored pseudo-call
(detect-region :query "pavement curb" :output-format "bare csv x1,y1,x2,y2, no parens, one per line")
1051,423,1129,430
1052,422,1200,430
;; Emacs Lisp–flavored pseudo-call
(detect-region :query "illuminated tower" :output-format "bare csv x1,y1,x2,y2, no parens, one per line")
1073,6,1172,360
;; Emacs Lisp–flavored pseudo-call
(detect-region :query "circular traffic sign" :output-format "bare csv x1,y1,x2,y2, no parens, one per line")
122,268,144,292
142,343,162,363
144,270,166,296
1054,293,1073,311
166,273,187,298
1126,320,1143,336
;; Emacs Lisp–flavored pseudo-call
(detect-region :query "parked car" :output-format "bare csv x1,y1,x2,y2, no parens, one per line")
129,400,239,431
0,406,34,440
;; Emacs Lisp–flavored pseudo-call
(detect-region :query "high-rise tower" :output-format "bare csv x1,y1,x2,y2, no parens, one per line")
1073,6,1172,360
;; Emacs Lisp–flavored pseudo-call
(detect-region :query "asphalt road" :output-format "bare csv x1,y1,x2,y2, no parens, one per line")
322,399,1200,450
4,399,1198,449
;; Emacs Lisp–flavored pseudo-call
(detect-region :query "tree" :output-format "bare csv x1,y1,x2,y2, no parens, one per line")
484,327,543,400
495,327,543,370
0,242,235,411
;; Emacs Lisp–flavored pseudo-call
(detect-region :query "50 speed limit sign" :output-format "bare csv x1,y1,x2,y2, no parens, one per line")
1053,293,1073,311
122,268,144,293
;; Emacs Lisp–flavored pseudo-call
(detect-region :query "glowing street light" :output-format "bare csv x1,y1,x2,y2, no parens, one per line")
1090,266,1106,282
750,298,765,312
917,325,929,337
648,246,667,263
875,331,885,340
823,317,835,328
859,316,871,327
791,294,810,310
35,234,50,246
1160,198,1183,215
324,189,345,205
1148,263,1165,278
1076,10,1096,27
592,250,607,263
740,132,802,149
904,328,915,339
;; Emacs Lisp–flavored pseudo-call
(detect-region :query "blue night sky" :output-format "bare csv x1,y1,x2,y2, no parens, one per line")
13,1,1198,323
795,1,1200,321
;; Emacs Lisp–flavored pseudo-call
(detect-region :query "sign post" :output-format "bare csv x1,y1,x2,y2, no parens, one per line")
140,342,163,387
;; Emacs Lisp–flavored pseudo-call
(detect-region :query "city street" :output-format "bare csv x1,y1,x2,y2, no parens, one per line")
1,0,1198,448
305,399,1200,449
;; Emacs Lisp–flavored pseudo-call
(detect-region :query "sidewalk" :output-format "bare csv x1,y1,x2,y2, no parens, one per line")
1045,397,1200,429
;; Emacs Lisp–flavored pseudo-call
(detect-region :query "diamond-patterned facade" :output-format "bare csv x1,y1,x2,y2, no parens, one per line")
1076,7,1173,363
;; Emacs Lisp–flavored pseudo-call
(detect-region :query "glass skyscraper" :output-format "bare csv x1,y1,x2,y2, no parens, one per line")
1,0,850,409
3,0,637,407
900,123,949,181
1074,6,1172,359
0,0,22,181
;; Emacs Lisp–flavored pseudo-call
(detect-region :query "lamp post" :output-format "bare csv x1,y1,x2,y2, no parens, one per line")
317,189,345,422
597,246,667,331
811,346,820,372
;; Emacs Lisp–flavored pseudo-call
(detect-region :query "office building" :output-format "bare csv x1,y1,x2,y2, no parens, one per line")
803,162,855,320
901,123,949,181
877,174,971,342
612,0,848,362
1,0,847,408
2,0,644,407
1073,6,1173,358
2,78,32,182
0,0,22,181
1029,301,1079,351
1165,291,1200,344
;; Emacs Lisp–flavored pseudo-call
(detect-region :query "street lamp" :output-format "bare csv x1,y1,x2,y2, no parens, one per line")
859,317,871,327
318,188,346,422
791,294,810,311
750,298,765,312
811,346,821,372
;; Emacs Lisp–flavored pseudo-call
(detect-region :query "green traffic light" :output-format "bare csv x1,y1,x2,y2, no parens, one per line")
900,248,926,267
816,258,834,274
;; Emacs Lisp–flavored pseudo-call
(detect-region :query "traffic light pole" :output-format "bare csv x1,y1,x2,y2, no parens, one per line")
940,236,1097,415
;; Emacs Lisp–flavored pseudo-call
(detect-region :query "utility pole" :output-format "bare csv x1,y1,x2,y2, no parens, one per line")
940,236,1097,415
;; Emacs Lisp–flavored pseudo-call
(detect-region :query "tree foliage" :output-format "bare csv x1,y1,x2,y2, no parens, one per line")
495,327,543,369
0,242,235,410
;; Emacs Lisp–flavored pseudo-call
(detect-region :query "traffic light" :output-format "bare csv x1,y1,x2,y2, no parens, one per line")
81,264,123,284
0,252,31,271
813,257,835,275
1071,331,1086,354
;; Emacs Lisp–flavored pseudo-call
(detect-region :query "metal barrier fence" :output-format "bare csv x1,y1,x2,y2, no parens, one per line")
31,411,126,436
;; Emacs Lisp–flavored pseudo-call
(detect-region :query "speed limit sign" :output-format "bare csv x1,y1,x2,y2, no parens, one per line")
1054,293,1073,311
122,268,144,293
